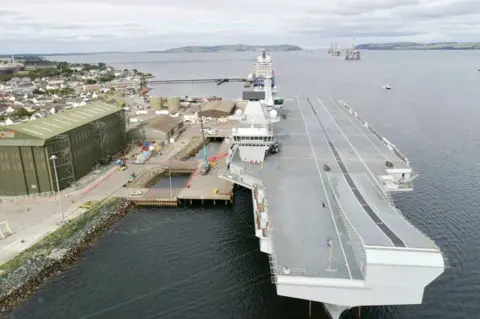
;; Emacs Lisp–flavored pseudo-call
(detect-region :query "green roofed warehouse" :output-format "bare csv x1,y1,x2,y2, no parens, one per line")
0,103,127,196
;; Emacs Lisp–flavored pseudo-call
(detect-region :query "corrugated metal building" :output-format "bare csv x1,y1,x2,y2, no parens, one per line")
0,103,127,196
198,100,236,118
127,115,183,142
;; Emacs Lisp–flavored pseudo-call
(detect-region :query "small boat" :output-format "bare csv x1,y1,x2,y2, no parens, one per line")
383,84,391,90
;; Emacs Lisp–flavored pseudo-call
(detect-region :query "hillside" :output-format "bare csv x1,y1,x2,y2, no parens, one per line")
154,44,303,53
356,42,480,50
1,45,303,57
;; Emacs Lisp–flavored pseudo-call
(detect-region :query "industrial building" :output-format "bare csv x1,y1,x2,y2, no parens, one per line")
127,115,183,142
0,103,127,196
198,100,236,118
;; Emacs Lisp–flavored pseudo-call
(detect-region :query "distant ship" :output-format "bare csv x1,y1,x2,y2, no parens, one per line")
248,49,276,89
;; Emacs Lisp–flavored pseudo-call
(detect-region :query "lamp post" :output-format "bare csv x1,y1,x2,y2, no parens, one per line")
50,155,65,224
169,169,173,198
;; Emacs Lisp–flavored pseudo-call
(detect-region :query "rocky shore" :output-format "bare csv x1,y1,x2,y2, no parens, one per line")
0,197,135,313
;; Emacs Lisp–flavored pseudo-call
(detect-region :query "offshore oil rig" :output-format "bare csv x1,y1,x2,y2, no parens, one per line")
328,43,341,56
345,39,361,60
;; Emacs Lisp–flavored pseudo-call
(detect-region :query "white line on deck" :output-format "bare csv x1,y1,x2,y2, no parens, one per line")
306,98,395,247
296,96,353,280
316,98,406,248
317,98,389,195
325,98,389,161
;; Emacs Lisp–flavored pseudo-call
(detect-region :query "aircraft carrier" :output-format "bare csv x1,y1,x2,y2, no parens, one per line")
220,74,445,318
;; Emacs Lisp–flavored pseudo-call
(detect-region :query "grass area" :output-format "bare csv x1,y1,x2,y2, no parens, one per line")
0,197,120,275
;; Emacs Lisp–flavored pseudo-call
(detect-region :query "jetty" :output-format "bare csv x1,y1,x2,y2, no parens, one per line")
119,140,233,207
147,78,247,85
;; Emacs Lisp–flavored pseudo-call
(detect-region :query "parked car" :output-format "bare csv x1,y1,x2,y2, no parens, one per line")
130,191,143,196
80,200,99,209
323,164,331,172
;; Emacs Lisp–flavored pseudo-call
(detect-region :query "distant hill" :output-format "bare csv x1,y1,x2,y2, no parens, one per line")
356,42,480,50
153,44,303,53
1,45,303,57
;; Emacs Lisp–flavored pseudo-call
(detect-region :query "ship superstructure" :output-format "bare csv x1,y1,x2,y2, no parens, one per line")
345,39,360,60
250,49,276,88
220,77,445,318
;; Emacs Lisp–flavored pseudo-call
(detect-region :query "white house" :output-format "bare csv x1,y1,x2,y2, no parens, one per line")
5,106,15,114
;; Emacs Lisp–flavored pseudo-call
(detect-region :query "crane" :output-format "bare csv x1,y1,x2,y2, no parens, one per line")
199,104,211,175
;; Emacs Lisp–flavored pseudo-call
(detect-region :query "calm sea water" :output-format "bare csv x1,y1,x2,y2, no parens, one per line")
8,50,480,318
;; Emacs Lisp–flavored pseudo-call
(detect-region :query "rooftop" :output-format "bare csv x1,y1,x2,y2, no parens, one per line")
0,102,122,146
200,100,236,115
146,115,182,133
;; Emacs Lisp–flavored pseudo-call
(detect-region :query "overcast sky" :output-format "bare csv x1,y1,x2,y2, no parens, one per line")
2,0,480,53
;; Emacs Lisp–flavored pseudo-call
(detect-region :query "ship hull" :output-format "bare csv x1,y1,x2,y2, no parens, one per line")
323,303,350,319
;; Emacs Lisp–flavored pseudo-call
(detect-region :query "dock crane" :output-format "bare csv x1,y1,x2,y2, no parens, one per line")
199,104,211,175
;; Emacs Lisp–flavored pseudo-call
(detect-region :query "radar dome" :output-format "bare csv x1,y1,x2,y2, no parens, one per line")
235,109,243,116
269,110,278,119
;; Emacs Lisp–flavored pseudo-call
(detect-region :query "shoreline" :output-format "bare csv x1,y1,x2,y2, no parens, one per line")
0,197,135,312
0,134,222,312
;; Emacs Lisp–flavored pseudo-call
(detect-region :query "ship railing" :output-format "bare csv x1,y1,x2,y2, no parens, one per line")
337,100,410,166
261,185,279,284
330,191,367,278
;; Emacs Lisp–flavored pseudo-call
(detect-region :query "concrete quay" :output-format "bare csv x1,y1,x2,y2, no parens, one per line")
0,118,234,268
122,140,233,207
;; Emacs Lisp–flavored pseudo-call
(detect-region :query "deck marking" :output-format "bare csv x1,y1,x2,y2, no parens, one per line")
308,98,406,248
325,98,389,161
295,96,353,279
361,173,437,249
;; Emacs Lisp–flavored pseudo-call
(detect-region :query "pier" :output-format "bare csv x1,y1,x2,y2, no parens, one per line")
147,78,247,85
118,140,233,207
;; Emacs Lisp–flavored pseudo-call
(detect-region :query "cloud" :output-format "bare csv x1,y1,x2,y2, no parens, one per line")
0,9,18,16
333,0,421,15
2,0,480,53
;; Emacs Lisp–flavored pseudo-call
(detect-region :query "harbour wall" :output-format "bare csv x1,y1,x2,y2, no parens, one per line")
0,197,135,312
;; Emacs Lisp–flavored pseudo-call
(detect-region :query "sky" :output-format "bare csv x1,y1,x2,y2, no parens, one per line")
2,0,480,53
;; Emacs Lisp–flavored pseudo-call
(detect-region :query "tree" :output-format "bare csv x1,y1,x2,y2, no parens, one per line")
85,79,97,85
12,107,34,117
98,62,107,70
0,73,14,82
33,88,45,95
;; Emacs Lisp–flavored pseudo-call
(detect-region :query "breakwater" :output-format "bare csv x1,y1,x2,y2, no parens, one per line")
0,197,135,312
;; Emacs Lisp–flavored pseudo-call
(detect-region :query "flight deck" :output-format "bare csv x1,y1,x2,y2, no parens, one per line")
228,96,439,282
